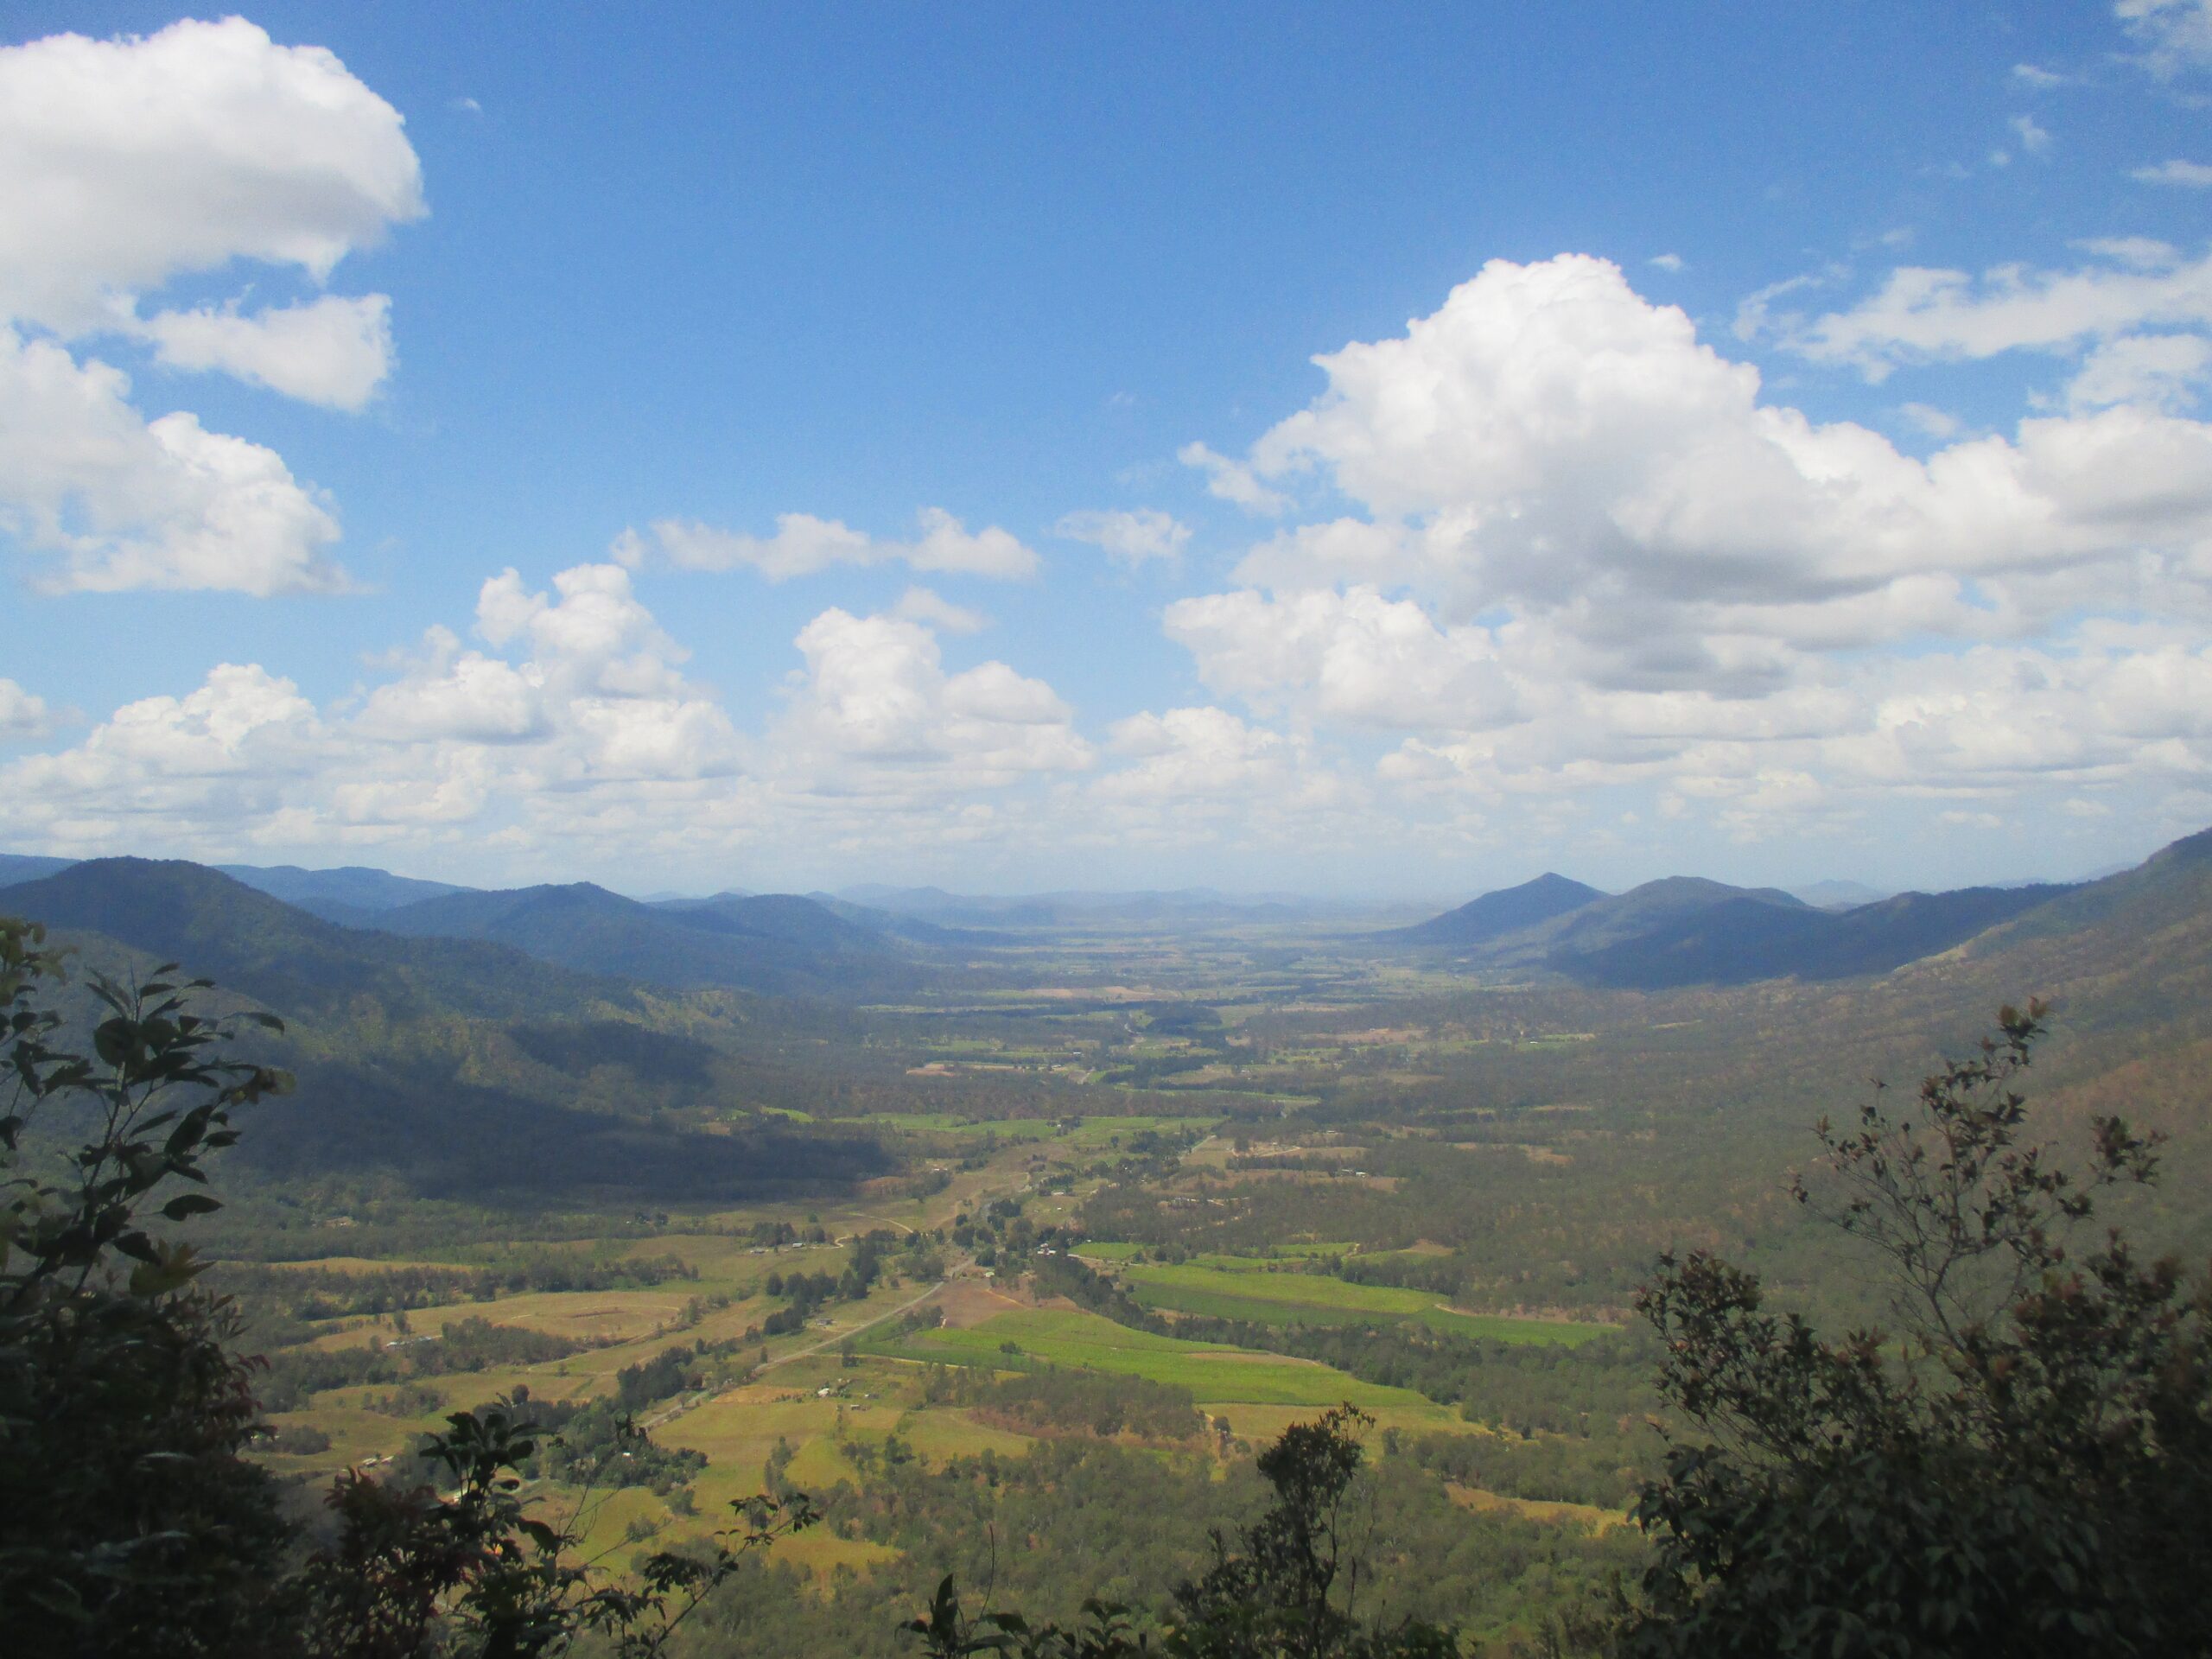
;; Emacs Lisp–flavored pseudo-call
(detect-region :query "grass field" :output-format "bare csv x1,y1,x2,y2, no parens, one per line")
1076,1243,1353,1267
1102,1262,1612,1345
851,1113,1219,1149
877,1306,1448,1411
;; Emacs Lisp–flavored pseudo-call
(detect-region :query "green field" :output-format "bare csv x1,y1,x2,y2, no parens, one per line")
1112,1262,1612,1344
878,1306,1446,1410
1077,1243,1353,1267
850,1113,1220,1147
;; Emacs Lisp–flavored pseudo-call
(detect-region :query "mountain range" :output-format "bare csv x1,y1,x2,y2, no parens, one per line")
3,838,2199,1003
0,858,889,1201
1384,869,2082,988
1,832,2207,1201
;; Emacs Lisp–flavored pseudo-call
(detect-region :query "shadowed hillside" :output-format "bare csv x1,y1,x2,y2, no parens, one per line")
0,858,620,1022
364,881,964,999
0,858,894,1203
1386,866,2080,989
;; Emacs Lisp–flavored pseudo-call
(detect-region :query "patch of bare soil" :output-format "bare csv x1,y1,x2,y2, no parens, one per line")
933,1277,1031,1328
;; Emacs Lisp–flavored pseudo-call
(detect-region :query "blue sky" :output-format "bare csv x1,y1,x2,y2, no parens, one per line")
2,3,2210,896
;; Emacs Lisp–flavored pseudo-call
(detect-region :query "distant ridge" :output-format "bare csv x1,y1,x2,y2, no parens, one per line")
219,862,471,914
0,857,889,1202
1573,884,2075,989
0,853,77,887
1789,879,1892,910
2,855,474,917
1381,866,2095,988
0,857,617,1022
1388,873,1606,945
362,880,951,999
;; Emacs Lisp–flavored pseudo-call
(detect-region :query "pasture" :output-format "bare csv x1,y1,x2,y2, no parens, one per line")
878,1306,1453,1414
1104,1260,1614,1345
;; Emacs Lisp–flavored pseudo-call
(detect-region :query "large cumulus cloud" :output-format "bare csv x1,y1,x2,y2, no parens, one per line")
0,17,423,594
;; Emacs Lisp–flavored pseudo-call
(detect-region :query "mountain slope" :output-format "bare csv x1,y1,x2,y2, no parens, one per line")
1377,869,2065,988
0,858,618,1022
1573,883,2075,989
0,858,893,1202
0,853,77,887
1389,873,1606,945
218,862,469,912
364,881,940,998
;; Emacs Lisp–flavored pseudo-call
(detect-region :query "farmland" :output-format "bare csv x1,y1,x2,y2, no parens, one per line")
1094,1255,1615,1344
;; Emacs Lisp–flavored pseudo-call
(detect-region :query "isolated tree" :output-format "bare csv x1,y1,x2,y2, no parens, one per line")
1622,1002,2212,1657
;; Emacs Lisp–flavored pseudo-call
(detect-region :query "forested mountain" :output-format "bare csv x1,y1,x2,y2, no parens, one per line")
1387,872,1605,945
363,880,958,998
0,852,76,887
217,861,471,912
0,857,892,1202
1573,882,2075,988
0,858,618,1022
1389,867,2082,988
0,854,474,914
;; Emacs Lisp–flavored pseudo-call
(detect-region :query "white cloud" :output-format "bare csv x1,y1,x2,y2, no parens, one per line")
354,629,544,743
1223,257,2212,660
1096,707,1289,804
1899,402,1962,438
2010,114,2053,155
2134,158,2212,186
0,555,1096,863
1781,245,2212,375
910,507,1039,579
3,664,326,844
622,507,1040,581
1178,441,1289,515
1137,255,2212,849
1731,268,1842,341
892,585,990,634
126,294,394,410
0,679,55,740
0,17,423,593
1162,587,1519,731
0,562,776,856
2012,62,2067,88
1053,507,1191,567
0,18,422,331
2118,0,2212,77
0,327,344,595
772,608,1090,793
2067,332,2212,409
1649,253,1685,272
